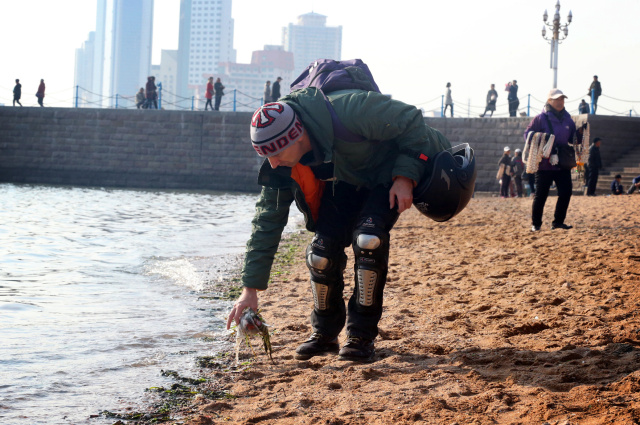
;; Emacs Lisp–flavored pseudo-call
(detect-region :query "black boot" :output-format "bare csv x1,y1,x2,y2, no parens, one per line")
338,336,375,362
295,332,339,360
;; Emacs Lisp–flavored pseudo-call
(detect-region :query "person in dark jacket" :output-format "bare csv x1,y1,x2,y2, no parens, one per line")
480,84,497,117
497,147,512,198
588,75,602,114
214,77,225,111
525,88,580,231
507,80,519,117
585,137,603,196
611,174,624,195
511,148,525,197
36,79,45,107
270,76,282,102
628,175,640,194
13,79,22,107
205,77,214,111
145,76,157,109
579,99,590,114
226,89,451,362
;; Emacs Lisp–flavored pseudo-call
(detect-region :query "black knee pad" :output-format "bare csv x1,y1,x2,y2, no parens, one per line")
306,234,346,311
352,217,390,308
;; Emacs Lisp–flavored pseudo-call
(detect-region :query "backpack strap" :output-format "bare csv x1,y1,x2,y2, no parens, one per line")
320,90,368,143
321,89,428,163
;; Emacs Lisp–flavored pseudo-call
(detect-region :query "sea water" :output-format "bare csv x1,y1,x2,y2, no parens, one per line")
0,183,300,424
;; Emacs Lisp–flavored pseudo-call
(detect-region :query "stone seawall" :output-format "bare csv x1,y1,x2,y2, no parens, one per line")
425,116,532,192
0,107,262,192
1,107,638,193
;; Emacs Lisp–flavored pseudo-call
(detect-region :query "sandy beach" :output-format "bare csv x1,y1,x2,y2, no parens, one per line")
170,194,640,425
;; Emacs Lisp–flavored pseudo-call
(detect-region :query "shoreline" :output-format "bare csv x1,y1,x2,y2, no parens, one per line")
127,195,640,424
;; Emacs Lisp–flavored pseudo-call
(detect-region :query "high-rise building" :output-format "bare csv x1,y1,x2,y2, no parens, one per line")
176,0,236,101
153,50,179,110
74,32,96,107
282,12,342,78
75,0,154,108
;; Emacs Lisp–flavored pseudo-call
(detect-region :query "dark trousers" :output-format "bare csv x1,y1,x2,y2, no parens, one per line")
144,98,157,109
13,96,22,107
586,169,599,195
37,96,44,107
481,105,494,117
583,165,590,186
205,98,213,110
525,173,536,195
514,175,523,197
508,99,519,117
532,170,573,227
444,104,453,117
310,182,399,341
500,175,511,197
214,95,222,111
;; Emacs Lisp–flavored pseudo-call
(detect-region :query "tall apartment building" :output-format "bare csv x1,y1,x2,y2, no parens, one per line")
75,0,154,108
282,12,342,78
176,0,236,101
74,32,96,106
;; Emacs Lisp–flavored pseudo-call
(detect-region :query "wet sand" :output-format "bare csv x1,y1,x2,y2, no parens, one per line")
183,194,640,424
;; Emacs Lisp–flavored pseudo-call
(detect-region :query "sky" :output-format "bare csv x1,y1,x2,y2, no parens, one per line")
1,0,639,117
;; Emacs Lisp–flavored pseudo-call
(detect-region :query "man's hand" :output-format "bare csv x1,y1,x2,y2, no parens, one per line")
389,176,415,214
226,287,259,329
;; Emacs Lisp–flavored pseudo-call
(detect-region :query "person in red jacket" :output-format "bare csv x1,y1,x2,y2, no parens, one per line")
36,79,45,107
204,77,214,111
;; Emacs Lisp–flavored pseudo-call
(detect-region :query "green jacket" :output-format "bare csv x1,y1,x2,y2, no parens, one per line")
241,88,451,290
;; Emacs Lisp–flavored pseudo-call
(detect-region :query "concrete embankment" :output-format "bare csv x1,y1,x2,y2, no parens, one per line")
1,107,638,193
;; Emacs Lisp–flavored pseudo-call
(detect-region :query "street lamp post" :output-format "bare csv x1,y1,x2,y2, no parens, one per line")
542,0,572,88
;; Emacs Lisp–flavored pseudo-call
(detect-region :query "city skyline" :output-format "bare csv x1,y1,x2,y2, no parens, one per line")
74,0,154,108
1,0,639,116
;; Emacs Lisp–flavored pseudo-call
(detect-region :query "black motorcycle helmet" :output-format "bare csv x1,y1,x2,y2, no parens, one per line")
412,143,477,222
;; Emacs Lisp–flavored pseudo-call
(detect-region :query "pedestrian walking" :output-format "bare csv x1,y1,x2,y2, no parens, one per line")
480,84,497,117
444,82,453,117
205,77,214,111
13,79,22,107
36,79,45,107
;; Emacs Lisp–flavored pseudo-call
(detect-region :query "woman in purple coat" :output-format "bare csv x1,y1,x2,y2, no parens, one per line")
524,89,580,232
